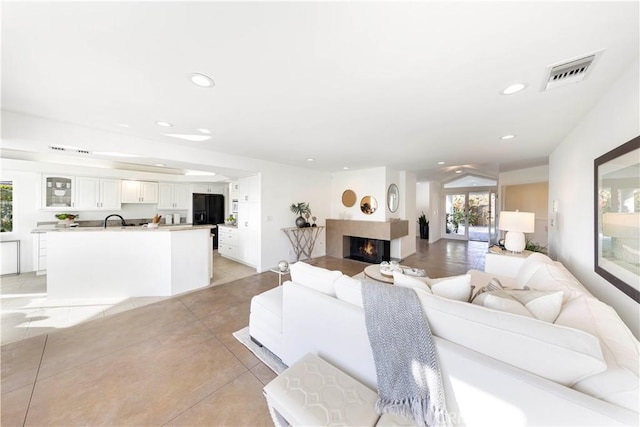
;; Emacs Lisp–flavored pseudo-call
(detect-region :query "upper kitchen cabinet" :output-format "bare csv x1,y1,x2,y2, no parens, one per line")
76,177,122,210
121,180,158,204
192,183,223,194
238,175,259,202
158,183,190,210
229,181,239,200
42,175,75,209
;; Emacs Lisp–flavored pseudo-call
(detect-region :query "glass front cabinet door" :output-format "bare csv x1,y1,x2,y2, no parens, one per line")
42,175,75,209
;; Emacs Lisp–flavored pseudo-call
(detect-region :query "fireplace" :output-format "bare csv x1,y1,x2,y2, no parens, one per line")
348,237,390,264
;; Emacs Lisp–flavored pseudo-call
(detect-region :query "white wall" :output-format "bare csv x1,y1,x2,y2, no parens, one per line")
330,167,387,221
398,171,416,258
260,167,332,270
416,181,430,237
429,181,442,243
498,165,549,187
549,59,639,338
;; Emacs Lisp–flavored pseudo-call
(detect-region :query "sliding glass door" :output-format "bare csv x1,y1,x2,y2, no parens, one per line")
445,193,467,239
444,190,496,242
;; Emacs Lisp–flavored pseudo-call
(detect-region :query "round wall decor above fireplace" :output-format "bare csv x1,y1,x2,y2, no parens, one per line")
342,189,357,207
387,184,399,212
360,196,377,215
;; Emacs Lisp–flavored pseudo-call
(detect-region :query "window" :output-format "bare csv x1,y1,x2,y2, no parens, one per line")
0,181,13,232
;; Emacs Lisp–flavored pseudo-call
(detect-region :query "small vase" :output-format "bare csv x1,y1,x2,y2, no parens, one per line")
295,216,306,228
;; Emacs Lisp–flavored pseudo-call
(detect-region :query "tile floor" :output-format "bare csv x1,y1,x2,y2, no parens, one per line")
1,239,487,426
0,251,256,346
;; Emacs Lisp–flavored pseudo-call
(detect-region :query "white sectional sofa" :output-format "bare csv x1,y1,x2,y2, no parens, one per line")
249,254,639,426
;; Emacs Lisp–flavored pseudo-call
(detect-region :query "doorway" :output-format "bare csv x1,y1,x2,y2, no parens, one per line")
444,190,497,242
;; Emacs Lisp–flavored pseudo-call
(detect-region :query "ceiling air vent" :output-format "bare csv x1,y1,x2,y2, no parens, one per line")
49,145,90,154
543,52,601,91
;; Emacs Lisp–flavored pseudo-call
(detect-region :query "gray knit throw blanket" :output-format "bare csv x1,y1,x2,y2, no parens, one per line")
362,280,449,427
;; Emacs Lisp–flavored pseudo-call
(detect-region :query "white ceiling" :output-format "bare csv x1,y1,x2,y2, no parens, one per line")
2,1,638,182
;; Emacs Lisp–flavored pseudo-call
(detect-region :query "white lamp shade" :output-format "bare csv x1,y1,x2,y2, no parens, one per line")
499,211,535,233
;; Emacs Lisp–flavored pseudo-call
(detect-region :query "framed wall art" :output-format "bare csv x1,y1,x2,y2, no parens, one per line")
594,135,640,302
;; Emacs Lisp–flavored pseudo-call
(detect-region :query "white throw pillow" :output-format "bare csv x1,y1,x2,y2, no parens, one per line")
472,289,564,323
392,271,431,293
334,275,363,308
471,277,504,300
515,252,554,287
472,289,533,318
414,290,606,386
289,261,342,296
426,274,472,302
509,289,564,323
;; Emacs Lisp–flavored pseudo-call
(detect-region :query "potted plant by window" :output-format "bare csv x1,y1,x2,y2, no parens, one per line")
290,202,312,228
418,211,429,239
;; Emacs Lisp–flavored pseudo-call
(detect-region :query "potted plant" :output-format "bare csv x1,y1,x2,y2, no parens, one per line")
290,202,312,228
55,213,78,226
418,211,429,239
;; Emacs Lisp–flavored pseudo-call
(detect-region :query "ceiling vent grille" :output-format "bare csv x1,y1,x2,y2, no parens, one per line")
543,53,599,91
49,145,91,154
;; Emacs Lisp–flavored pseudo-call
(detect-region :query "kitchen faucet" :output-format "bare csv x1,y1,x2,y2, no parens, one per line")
103,214,127,228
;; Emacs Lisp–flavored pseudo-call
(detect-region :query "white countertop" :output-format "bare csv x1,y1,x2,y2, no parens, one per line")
32,224,214,233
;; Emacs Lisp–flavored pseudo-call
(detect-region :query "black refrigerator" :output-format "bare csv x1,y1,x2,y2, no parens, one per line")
193,194,225,249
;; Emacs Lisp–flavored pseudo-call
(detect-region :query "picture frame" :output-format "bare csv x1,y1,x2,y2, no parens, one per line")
594,135,640,302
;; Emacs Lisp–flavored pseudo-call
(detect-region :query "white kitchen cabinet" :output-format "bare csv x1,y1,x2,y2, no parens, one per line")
229,181,239,200
192,183,223,194
218,225,240,259
121,180,158,204
32,233,47,275
42,175,76,209
158,183,190,210
238,175,259,202
76,177,121,210
237,201,260,266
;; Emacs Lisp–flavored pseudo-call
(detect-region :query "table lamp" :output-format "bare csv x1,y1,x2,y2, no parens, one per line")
499,211,535,252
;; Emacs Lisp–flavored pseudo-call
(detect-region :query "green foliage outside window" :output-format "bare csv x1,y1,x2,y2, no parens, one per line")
1,181,13,232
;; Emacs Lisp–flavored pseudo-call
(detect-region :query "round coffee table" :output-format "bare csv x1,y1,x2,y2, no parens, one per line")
363,264,404,284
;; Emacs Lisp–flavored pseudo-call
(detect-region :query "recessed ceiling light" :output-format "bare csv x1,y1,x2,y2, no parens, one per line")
306,158,315,162
438,161,445,165
154,163,166,167
197,128,211,134
501,83,527,95
455,170,462,174
156,121,173,127
117,123,130,128
501,134,516,140
343,166,349,170
190,73,215,88
163,133,211,142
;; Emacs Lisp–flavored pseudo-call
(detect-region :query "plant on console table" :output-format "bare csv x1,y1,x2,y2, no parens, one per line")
418,211,429,240
290,202,312,228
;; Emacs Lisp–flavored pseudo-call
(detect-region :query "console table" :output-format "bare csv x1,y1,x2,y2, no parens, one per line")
281,226,325,261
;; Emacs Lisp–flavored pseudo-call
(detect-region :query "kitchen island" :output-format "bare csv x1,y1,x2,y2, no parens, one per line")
44,225,213,298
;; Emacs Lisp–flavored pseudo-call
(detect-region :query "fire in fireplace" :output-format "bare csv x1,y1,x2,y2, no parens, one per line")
348,236,390,264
